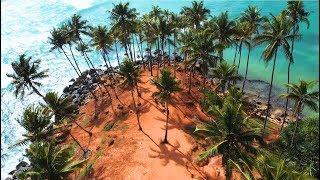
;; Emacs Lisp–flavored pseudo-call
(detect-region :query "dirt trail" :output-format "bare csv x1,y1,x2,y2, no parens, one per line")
68,66,241,180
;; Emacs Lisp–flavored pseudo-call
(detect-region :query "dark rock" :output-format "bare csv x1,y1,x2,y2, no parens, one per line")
69,78,75,82
92,77,99,83
8,170,15,175
63,86,70,93
5,177,13,180
16,161,28,170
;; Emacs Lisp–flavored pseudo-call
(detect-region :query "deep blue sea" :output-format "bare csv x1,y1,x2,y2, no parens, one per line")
1,0,319,178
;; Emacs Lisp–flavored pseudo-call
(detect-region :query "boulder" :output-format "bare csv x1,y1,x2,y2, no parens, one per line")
16,161,28,170
63,86,70,93
69,78,75,82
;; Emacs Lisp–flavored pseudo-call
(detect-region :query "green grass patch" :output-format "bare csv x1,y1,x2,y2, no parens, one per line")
245,118,278,136
81,117,91,127
103,121,117,131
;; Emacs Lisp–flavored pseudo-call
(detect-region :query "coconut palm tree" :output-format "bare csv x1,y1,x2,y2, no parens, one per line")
206,12,235,61
60,24,82,74
281,1,310,132
141,14,158,76
151,68,181,143
195,99,265,180
180,0,210,29
211,61,241,93
6,54,48,100
9,105,53,148
42,92,92,136
231,150,315,180
118,59,142,130
240,6,266,92
67,14,91,50
240,5,266,34
188,29,216,87
280,80,319,146
48,27,81,76
109,2,138,61
90,25,113,68
18,141,86,180
234,21,253,74
254,13,298,135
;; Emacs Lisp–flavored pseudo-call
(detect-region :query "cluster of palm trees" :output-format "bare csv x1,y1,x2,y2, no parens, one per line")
5,0,319,179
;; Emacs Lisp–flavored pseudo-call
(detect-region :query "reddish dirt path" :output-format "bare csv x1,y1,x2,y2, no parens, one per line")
68,66,241,180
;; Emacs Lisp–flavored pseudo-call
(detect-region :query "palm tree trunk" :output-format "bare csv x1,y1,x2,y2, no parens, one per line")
29,83,44,99
69,44,82,73
115,43,120,66
61,48,81,76
188,66,193,94
233,43,238,65
128,40,134,62
281,25,297,132
74,120,92,136
61,122,86,154
290,104,301,146
135,83,141,97
149,45,153,76
236,41,243,74
131,90,142,130
241,47,251,93
262,47,278,135
161,38,165,68
132,36,136,62
124,43,131,61
168,38,171,66
163,102,169,144
101,51,109,68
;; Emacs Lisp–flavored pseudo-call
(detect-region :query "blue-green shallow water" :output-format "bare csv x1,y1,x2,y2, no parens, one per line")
1,0,318,178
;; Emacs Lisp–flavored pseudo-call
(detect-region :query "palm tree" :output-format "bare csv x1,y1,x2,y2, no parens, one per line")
9,105,53,148
141,14,158,76
109,2,138,61
48,27,81,76
280,80,319,146
118,59,142,130
234,21,253,74
254,13,298,135
42,92,92,136
60,24,82,74
178,29,194,75
6,54,48,100
281,1,310,132
206,12,235,61
151,68,181,143
188,29,216,87
67,14,91,53
90,25,113,68
180,0,210,29
211,61,241,93
232,150,315,180
195,99,265,180
18,141,86,180
240,6,265,92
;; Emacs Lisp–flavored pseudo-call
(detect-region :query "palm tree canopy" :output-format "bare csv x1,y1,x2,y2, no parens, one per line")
151,68,181,103
90,25,113,52
48,28,67,52
283,1,310,29
19,141,87,180
67,14,91,39
211,61,241,87
180,0,210,28
42,92,78,123
9,105,53,148
254,13,300,62
240,5,266,33
6,54,48,99
280,80,319,112
205,11,236,53
109,2,138,33
195,99,265,164
118,59,141,89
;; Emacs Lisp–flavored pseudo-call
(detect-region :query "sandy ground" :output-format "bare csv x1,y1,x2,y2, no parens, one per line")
67,65,268,180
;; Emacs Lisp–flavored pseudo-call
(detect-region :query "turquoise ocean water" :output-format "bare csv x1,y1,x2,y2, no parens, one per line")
1,0,318,178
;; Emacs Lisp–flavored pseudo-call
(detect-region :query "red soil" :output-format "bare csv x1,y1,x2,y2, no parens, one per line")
66,65,264,180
